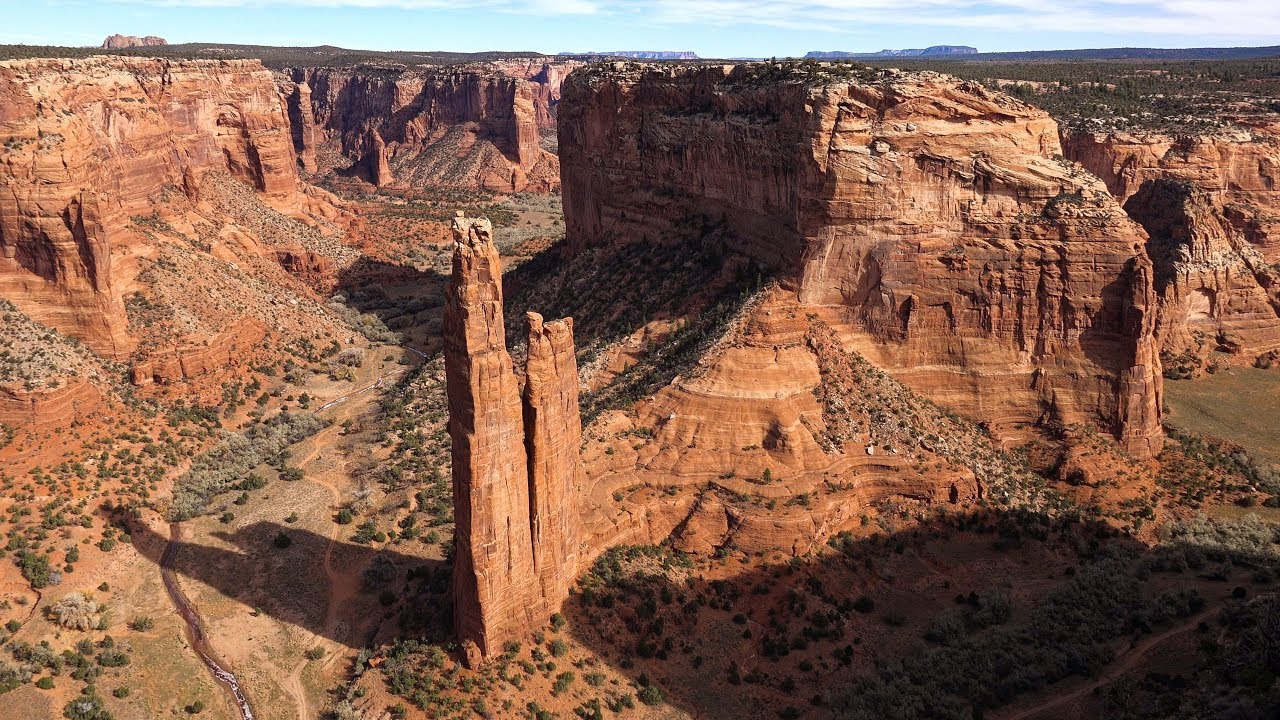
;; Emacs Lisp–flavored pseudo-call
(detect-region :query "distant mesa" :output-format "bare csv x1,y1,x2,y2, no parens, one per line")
101,34,168,49
558,50,699,60
806,45,977,59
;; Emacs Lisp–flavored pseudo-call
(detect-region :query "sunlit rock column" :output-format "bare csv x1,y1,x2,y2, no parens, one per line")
444,212,537,665
523,311,583,614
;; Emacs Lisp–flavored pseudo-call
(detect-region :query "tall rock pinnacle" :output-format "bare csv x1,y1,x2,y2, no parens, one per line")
524,312,583,608
444,212,582,665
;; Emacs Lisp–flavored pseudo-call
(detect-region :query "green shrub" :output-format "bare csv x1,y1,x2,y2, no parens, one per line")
638,684,664,706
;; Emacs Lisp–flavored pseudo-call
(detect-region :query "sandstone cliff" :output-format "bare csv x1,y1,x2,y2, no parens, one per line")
445,213,580,663
285,62,573,192
1063,125,1280,364
0,56,303,358
523,311,583,611
101,34,167,49
560,63,1164,457
1061,125,1280,263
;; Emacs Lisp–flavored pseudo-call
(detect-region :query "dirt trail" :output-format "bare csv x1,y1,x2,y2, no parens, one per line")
1001,612,1207,720
277,348,428,719
173,346,430,720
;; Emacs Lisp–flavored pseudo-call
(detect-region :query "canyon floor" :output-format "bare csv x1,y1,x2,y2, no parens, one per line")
4,183,1277,720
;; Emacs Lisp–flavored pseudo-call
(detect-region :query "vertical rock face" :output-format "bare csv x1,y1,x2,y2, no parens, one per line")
100,34,167,49
287,63,567,192
559,64,1165,455
445,214,581,663
1064,126,1280,363
1125,178,1280,361
523,312,582,609
486,59,583,128
1062,126,1280,262
0,57,301,357
286,81,319,173
445,214,536,662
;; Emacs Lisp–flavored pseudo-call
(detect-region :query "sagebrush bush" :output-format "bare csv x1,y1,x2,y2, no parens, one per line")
169,411,325,520
48,592,100,631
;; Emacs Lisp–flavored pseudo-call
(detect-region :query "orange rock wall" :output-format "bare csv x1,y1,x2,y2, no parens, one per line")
1126,179,1280,359
288,63,566,193
0,56,301,358
1062,126,1280,262
130,320,270,386
560,64,1164,456
523,312,583,611
1063,126,1280,361
0,378,106,431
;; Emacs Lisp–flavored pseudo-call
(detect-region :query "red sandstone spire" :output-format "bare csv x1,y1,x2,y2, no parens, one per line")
445,213,582,666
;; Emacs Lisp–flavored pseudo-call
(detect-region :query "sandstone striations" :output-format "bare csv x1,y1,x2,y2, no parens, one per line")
286,62,575,192
1061,125,1280,263
1126,178,1280,362
560,63,1165,456
287,81,320,173
1063,125,1280,364
0,56,304,358
445,213,581,664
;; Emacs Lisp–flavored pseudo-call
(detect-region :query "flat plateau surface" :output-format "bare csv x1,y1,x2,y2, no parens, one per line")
1165,368,1280,466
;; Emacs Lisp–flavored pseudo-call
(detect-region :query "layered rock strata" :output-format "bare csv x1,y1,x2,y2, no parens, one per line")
0,378,106,431
1062,124,1280,262
287,81,319,173
0,56,303,358
559,63,1164,456
1125,178,1280,360
286,62,571,192
101,34,167,49
445,213,581,664
1063,125,1280,361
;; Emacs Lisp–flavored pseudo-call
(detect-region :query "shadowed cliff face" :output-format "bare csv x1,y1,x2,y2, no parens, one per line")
1061,125,1280,264
1125,179,1280,364
1064,126,1280,367
558,63,1164,457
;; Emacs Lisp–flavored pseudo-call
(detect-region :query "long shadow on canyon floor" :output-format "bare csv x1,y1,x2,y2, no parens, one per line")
561,509,1277,720
125,517,449,649
334,257,450,351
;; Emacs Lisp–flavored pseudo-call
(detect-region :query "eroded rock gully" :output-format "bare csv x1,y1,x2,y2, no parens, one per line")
560,63,1165,457
283,60,579,193
1063,125,1280,364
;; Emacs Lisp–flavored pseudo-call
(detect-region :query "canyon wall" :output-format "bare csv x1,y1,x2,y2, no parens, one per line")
445,213,581,664
0,56,302,358
560,64,1164,456
285,61,576,193
1063,126,1280,363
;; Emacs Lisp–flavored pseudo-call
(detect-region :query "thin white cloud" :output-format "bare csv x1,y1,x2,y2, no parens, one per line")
643,0,1280,36
105,0,597,12
92,0,1280,35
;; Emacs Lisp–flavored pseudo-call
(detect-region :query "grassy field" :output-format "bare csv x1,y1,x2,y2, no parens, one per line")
1164,367,1280,466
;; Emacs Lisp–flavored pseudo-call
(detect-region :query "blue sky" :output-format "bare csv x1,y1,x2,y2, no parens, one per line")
4,0,1279,57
